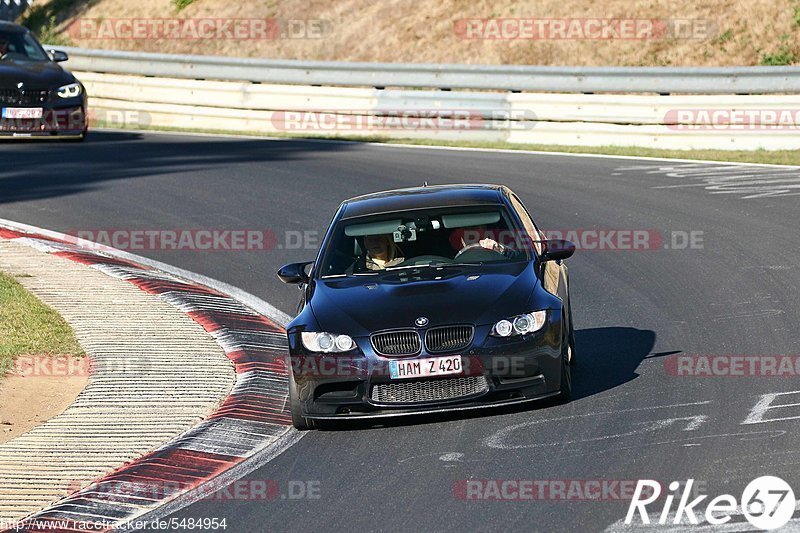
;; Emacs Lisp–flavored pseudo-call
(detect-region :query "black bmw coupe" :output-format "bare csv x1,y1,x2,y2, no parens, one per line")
0,21,87,140
278,184,577,429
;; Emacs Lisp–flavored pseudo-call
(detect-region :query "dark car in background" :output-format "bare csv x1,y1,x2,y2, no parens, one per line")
278,184,577,430
0,21,87,140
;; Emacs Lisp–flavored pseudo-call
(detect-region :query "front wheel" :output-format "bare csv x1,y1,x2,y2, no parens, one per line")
566,294,577,366
558,319,573,402
288,369,317,430
558,350,572,402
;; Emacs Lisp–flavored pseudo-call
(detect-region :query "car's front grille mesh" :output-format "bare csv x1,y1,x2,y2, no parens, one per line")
371,376,489,404
371,330,421,356
425,325,474,353
0,89,49,106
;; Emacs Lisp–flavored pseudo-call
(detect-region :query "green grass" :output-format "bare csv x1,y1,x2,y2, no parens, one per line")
35,16,73,47
93,120,800,166
760,47,797,65
172,0,197,10
713,29,734,45
0,272,84,378
759,33,798,65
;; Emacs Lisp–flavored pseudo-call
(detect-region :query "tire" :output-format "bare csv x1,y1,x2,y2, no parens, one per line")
558,315,573,402
558,349,573,402
288,369,317,431
566,295,577,366
567,319,577,367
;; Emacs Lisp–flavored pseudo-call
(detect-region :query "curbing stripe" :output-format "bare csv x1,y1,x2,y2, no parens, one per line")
0,217,292,327
0,237,234,525
0,224,296,533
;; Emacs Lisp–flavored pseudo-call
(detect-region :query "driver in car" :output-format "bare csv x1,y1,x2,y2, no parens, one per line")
364,234,405,270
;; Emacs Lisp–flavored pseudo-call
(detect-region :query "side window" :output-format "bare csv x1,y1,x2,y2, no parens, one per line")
509,194,543,256
23,42,38,56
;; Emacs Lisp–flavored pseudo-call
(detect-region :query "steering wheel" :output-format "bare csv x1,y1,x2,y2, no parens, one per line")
455,242,506,260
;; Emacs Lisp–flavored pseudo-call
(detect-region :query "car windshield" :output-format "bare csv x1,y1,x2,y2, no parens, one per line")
0,30,49,62
318,206,531,277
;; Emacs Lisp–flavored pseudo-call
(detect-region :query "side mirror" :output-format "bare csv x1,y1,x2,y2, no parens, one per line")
541,239,575,262
50,50,69,62
277,262,313,284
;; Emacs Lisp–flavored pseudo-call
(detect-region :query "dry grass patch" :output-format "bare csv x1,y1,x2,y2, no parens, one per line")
22,0,800,66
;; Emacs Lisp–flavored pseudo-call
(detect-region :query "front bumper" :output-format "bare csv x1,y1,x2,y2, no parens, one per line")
0,104,87,138
288,313,565,420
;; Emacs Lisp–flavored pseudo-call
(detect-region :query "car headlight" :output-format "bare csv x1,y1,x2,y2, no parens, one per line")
301,332,356,353
57,83,82,99
491,311,547,337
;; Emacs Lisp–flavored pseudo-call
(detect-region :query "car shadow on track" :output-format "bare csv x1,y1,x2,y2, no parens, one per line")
570,326,657,400
321,326,659,431
0,130,361,205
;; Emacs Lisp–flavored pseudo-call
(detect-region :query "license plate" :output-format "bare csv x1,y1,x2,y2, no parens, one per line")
389,355,463,380
2,108,43,119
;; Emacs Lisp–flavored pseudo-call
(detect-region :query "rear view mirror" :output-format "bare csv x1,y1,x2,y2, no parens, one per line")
50,50,69,62
541,239,576,261
277,262,313,284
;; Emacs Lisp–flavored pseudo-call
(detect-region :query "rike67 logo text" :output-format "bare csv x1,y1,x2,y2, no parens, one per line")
626,477,796,530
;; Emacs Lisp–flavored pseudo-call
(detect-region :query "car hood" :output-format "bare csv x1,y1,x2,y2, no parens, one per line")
309,262,544,334
0,60,74,88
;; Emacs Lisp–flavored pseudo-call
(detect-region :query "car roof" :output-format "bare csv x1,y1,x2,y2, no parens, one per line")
340,184,508,219
0,22,28,35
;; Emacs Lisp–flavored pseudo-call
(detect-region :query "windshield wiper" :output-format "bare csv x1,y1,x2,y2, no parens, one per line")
385,261,488,272
429,262,481,268
384,264,434,272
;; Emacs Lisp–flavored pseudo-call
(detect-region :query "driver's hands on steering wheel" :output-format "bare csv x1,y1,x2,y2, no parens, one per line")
455,239,511,259
478,238,504,253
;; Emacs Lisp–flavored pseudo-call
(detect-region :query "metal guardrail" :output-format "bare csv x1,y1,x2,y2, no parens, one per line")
78,72,800,151
53,46,800,94
46,46,800,150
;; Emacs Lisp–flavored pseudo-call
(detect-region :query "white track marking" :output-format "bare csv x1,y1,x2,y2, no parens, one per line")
614,163,800,199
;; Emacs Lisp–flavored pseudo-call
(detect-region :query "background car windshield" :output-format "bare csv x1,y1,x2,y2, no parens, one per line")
319,207,530,277
0,31,48,62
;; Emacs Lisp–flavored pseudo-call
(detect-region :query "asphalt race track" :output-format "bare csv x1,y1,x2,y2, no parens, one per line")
2,132,799,532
